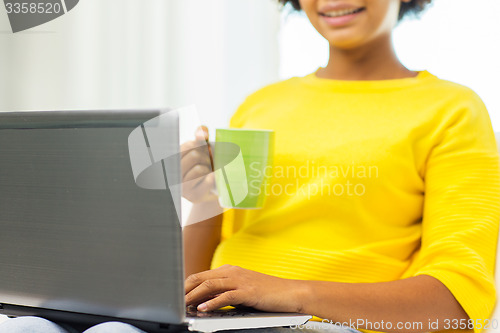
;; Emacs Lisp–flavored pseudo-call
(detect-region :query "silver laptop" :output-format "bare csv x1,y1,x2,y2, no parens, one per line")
0,109,311,332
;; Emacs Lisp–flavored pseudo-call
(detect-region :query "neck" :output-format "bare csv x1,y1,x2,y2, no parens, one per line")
317,33,416,81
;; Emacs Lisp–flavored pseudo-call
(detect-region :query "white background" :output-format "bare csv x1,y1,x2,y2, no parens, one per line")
0,0,281,138
0,0,500,327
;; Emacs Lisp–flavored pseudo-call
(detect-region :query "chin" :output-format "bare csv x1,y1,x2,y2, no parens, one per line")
323,33,367,50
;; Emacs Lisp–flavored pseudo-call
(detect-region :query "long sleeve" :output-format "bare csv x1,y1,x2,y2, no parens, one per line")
405,91,500,332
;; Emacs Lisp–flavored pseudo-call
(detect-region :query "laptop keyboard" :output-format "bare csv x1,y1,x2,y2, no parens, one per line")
186,306,258,318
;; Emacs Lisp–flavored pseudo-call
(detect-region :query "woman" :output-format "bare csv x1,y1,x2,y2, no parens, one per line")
182,0,500,332
3,0,498,332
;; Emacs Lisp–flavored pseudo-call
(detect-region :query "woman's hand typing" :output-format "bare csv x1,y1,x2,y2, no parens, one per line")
185,264,306,313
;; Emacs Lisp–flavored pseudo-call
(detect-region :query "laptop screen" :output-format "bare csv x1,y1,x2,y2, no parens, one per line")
0,110,184,325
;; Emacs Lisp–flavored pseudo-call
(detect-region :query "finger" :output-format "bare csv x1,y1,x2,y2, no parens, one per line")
181,149,212,178
182,171,210,191
197,126,214,169
197,291,242,312
182,172,215,196
182,174,216,202
195,128,213,169
180,141,198,157
181,144,211,163
195,126,209,142
183,165,212,184
185,267,231,294
185,278,235,307
180,141,211,159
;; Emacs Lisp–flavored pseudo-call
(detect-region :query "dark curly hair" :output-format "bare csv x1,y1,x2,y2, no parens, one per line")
278,0,432,21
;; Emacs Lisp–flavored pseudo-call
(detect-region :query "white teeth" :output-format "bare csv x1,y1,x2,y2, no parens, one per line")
323,8,361,18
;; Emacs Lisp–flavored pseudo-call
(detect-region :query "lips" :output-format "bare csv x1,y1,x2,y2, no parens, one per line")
320,7,365,18
318,5,366,27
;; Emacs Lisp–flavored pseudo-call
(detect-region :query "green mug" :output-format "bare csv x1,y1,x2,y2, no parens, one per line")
214,129,274,209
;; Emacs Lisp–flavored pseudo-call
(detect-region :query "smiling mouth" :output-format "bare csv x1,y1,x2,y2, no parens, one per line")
319,7,365,18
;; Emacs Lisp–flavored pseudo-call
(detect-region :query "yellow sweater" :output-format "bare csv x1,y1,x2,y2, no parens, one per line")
211,71,500,331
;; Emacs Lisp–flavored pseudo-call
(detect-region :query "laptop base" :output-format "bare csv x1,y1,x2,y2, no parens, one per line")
0,303,187,333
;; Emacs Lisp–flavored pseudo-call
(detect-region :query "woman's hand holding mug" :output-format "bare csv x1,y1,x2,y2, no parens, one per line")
180,126,217,204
